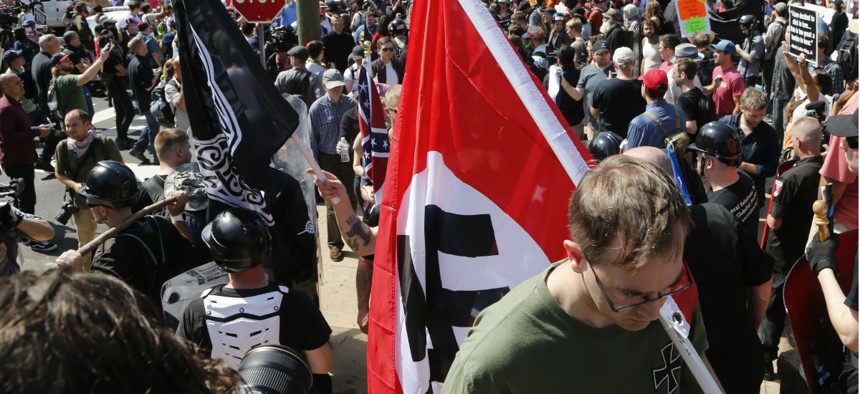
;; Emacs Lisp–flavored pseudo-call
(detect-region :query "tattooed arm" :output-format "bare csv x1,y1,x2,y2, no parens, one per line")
311,169,378,256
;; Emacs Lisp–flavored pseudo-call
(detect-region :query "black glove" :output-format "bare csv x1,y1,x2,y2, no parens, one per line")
807,232,840,276
0,203,13,233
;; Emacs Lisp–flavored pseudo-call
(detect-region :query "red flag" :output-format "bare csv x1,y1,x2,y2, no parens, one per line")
366,0,593,392
356,61,390,196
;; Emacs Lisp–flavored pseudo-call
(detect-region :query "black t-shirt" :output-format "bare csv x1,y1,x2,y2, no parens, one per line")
590,78,646,138
604,25,628,54
90,216,206,302
677,87,713,138
177,282,332,357
765,156,824,274
685,203,773,384
134,174,167,215
262,168,317,285
102,47,126,80
127,55,154,107
321,31,355,73
707,171,759,238
543,65,585,127
340,106,359,145
31,51,53,104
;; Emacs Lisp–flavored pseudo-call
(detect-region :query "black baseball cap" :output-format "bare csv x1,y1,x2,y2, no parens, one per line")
593,40,610,54
351,45,364,60
287,45,309,59
828,109,858,138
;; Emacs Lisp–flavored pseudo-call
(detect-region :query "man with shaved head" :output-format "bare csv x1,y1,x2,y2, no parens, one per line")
760,116,824,379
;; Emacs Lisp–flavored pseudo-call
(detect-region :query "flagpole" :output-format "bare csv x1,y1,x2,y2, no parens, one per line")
77,196,179,255
291,133,340,204
658,301,723,393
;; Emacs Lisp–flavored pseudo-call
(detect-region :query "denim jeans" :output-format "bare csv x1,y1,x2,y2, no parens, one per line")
131,108,159,155
772,97,789,144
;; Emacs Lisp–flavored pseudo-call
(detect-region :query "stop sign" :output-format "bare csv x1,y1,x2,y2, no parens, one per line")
231,0,286,23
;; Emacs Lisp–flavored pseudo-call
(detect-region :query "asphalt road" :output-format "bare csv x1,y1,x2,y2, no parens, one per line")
11,92,159,273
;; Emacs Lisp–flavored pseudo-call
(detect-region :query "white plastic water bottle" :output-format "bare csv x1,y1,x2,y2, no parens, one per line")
339,137,350,163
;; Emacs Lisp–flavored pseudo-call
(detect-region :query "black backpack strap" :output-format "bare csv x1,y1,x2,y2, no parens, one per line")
115,217,167,296
140,176,167,214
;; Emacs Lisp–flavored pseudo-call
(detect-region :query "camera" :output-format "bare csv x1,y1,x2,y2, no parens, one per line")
98,33,114,49
805,101,827,122
55,201,79,225
265,25,297,53
237,345,313,394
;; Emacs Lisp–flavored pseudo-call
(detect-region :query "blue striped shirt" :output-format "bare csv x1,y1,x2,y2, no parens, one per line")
308,93,356,159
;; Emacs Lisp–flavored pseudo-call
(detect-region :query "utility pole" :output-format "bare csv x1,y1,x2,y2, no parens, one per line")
296,0,320,45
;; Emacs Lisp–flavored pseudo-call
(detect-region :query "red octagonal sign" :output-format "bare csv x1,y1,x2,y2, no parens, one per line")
231,0,286,23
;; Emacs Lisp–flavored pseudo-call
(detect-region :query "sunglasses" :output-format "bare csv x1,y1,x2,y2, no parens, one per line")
381,47,394,52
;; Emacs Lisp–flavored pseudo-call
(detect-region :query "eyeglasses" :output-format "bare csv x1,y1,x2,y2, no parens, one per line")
381,47,394,52
588,258,693,312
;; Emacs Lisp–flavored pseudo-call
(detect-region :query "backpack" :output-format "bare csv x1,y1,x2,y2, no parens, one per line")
151,81,175,127
764,20,787,62
115,216,185,300
834,31,858,84
46,76,64,124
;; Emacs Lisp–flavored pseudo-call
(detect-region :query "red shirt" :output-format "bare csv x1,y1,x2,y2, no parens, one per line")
0,95,39,167
819,94,859,231
712,65,745,118
588,9,604,35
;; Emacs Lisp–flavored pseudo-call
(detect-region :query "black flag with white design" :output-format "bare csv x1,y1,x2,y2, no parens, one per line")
174,0,300,221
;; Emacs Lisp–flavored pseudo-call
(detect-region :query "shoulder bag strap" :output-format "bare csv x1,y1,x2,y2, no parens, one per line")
643,111,669,136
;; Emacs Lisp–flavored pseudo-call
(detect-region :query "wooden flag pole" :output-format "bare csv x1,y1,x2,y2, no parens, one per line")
77,196,178,256
813,200,830,242
291,133,341,204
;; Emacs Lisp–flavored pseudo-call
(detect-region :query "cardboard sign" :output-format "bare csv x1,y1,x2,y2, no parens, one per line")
788,5,819,65
675,0,711,37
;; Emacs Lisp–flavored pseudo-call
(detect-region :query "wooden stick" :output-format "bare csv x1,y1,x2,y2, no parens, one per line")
812,199,830,242
291,133,341,204
77,196,178,255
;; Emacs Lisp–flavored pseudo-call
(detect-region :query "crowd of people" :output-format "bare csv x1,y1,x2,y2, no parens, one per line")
0,0,857,392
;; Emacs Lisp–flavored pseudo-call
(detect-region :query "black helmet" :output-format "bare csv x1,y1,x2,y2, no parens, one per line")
687,122,741,166
77,161,138,207
202,208,271,272
738,14,756,27
588,131,624,162
388,18,407,36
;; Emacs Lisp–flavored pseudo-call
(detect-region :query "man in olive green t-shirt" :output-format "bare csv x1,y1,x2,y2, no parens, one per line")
444,155,721,393
48,43,112,126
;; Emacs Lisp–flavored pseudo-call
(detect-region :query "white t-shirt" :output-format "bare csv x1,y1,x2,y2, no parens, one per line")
344,64,360,92
384,62,399,85
641,38,661,72
791,94,833,125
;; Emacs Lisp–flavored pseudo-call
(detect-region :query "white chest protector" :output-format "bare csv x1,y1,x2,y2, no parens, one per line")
202,285,289,370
